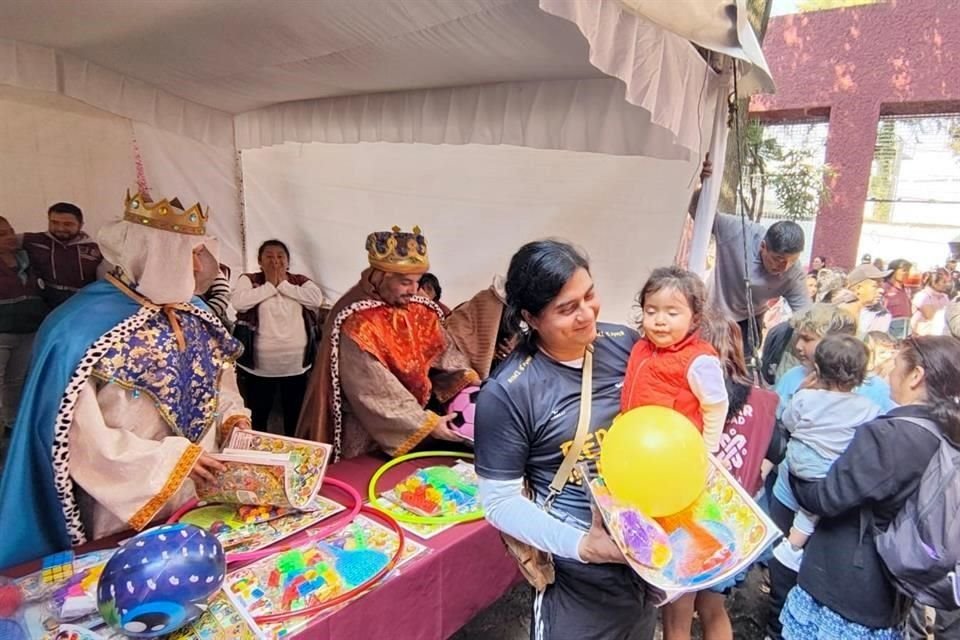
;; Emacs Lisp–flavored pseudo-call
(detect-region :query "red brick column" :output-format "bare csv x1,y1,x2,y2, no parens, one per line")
811,99,880,269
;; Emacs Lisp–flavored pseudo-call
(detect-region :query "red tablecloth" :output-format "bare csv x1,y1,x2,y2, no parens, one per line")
2,454,522,640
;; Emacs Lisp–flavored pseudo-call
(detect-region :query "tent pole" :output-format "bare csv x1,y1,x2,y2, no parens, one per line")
687,65,730,278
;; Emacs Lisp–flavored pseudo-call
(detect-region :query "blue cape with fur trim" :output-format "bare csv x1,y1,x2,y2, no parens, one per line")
0,280,210,569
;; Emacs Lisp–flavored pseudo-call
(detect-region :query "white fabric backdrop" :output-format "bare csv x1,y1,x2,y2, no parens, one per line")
0,85,243,274
0,85,136,236
241,141,702,324
0,37,233,149
539,0,720,155
132,122,243,270
235,78,693,160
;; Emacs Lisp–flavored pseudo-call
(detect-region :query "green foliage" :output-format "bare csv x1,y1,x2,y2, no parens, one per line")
739,119,833,222
739,120,779,221
868,120,898,222
770,149,835,221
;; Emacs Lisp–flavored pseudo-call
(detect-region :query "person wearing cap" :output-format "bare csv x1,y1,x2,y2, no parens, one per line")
295,226,479,460
844,264,891,338
912,268,953,336
0,190,252,569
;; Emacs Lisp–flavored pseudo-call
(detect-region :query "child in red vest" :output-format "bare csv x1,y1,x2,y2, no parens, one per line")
621,266,728,453
621,267,729,640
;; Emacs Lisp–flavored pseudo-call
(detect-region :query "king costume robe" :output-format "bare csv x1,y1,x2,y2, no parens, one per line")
0,278,249,569
296,269,478,459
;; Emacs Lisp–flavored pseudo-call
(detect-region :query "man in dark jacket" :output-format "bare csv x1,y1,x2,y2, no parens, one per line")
21,202,103,308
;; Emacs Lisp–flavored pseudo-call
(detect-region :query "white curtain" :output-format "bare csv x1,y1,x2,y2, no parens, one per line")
235,78,697,160
0,85,243,273
132,122,243,270
0,85,136,237
241,141,702,324
0,37,234,149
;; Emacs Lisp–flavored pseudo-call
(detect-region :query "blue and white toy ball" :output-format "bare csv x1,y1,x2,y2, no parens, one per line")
97,523,225,638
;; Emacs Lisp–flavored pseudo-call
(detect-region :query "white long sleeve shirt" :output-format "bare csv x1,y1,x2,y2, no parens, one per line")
478,477,587,562
232,275,324,377
687,354,729,453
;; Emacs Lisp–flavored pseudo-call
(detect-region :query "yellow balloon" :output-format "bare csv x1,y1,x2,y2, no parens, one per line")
600,406,709,517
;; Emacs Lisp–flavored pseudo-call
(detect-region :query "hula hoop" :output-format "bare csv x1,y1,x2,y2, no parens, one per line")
366,451,484,525
167,477,363,564
252,504,406,624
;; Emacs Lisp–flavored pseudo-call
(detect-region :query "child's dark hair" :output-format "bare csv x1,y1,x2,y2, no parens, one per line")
813,334,869,391
635,266,707,330
419,272,442,301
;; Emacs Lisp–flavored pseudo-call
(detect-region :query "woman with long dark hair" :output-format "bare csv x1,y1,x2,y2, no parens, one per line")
474,240,656,640
783,336,960,639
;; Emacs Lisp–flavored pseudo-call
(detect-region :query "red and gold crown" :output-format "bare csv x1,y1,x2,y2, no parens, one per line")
366,225,429,274
123,190,208,236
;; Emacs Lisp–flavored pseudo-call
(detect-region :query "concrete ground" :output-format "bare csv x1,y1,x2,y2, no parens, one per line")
451,567,771,640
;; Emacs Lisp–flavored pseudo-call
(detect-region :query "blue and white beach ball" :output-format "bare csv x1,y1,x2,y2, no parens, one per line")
96,524,225,638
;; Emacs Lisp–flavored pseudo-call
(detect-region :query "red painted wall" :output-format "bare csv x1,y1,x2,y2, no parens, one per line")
751,0,960,268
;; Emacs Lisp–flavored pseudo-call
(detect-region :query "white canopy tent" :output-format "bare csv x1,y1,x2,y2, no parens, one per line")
0,0,771,323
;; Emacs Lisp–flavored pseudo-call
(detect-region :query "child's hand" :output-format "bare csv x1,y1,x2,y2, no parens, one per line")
700,152,713,182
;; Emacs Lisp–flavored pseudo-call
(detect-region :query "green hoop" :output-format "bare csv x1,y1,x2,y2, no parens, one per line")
367,451,485,525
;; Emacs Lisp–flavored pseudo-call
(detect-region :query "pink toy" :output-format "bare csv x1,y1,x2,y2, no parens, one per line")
446,385,479,441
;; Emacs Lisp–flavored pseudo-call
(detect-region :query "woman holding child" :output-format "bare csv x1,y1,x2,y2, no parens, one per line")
783,336,960,638
477,248,744,639
475,240,658,640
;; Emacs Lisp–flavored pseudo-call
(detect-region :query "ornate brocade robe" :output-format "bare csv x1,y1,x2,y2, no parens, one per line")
296,269,478,459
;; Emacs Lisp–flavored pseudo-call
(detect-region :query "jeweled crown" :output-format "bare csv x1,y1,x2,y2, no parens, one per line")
123,190,208,236
366,225,430,274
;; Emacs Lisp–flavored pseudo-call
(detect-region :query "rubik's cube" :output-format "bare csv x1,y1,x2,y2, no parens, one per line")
41,551,75,585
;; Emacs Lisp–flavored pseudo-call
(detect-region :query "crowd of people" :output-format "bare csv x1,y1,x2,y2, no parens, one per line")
0,187,958,640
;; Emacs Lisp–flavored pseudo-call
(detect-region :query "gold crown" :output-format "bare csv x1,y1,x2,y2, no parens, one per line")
366,225,430,274
123,190,208,236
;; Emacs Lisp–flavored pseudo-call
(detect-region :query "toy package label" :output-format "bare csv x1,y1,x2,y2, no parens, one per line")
227,431,332,509
18,550,119,639
163,590,260,640
197,455,291,508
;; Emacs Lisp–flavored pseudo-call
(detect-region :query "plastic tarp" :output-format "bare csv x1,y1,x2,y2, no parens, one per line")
0,0,757,154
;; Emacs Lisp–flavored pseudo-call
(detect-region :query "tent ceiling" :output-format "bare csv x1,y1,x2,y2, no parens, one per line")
0,0,607,114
